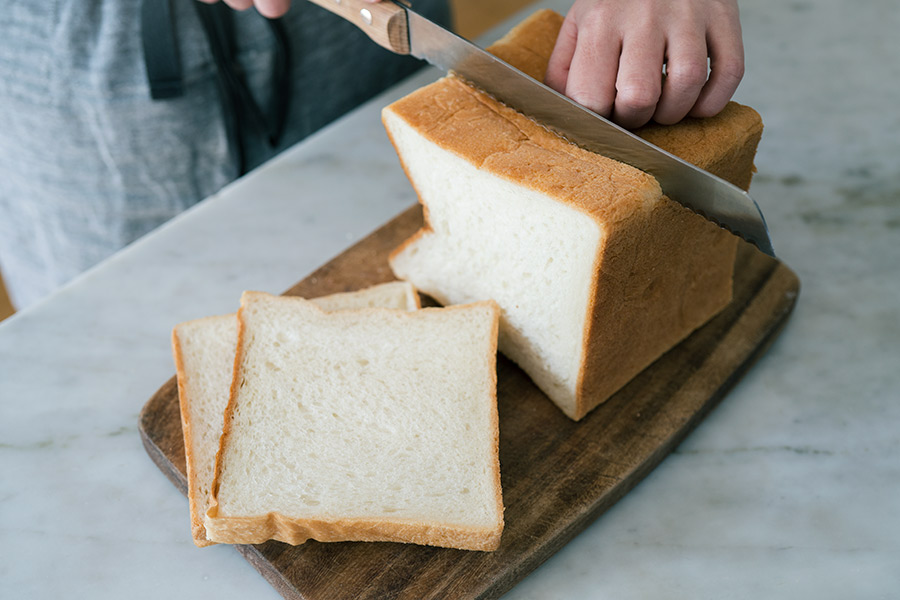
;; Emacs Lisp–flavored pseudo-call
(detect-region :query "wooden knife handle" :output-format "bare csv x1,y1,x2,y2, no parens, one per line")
306,0,410,54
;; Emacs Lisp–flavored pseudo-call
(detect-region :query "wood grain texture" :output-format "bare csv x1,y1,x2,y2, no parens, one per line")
139,204,799,600
306,0,410,54
0,271,15,322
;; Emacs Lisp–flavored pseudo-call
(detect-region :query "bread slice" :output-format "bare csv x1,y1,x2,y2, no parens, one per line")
172,282,420,547
205,292,503,551
383,9,763,420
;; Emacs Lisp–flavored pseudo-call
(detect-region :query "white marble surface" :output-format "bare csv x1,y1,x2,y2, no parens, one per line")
1,0,898,597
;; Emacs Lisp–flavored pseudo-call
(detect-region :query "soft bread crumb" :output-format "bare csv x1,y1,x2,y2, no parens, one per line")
172,282,421,547
205,292,503,551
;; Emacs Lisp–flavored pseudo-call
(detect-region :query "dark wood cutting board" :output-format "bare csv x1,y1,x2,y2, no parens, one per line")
139,204,799,600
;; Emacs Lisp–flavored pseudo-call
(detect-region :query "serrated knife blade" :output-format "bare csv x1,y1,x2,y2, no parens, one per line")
306,0,774,256
404,9,774,257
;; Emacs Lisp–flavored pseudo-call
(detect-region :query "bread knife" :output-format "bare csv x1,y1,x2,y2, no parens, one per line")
306,0,775,257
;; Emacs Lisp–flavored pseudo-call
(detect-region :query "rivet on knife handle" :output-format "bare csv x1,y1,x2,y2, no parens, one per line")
306,0,410,54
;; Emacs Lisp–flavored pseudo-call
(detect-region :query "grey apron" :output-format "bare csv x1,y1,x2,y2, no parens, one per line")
0,0,449,308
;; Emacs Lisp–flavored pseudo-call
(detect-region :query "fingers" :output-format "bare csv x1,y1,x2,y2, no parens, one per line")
653,33,708,124
690,4,744,117
545,0,743,128
562,18,621,118
611,29,665,128
213,0,292,18
547,3,670,128
544,17,579,94
221,0,254,10
253,0,292,18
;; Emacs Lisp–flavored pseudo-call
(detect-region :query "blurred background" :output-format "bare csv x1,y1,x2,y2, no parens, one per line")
0,0,539,323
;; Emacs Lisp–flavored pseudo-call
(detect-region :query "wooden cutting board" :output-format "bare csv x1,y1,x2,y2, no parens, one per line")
139,204,799,600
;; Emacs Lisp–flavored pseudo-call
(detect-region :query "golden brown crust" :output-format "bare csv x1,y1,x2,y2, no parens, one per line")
483,301,505,542
205,513,502,551
384,9,761,420
385,76,663,225
573,199,738,419
206,302,251,533
487,9,565,81
408,284,423,310
172,325,216,547
634,103,764,188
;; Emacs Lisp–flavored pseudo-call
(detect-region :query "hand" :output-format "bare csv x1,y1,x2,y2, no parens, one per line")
197,0,382,20
544,0,744,129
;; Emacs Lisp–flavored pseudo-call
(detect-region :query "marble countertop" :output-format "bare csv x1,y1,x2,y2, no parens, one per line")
2,0,898,597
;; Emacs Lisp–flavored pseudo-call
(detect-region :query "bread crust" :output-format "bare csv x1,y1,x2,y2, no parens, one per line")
484,301,504,545
206,294,504,551
172,319,222,547
383,9,761,420
207,304,246,539
204,512,502,551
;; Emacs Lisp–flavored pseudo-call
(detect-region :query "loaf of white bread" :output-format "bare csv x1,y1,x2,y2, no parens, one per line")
172,282,421,547
203,291,504,551
384,9,763,420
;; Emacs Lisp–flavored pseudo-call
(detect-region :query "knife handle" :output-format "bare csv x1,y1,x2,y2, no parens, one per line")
306,0,410,54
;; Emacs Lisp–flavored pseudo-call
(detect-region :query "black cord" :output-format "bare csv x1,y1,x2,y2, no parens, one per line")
266,17,291,147
143,0,292,176
141,0,184,99
193,3,247,175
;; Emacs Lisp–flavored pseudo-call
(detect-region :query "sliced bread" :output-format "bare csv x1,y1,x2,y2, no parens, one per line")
172,282,420,547
205,291,503,551
383,9,763,420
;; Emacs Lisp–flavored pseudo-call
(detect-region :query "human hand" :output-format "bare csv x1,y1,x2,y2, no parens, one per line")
544,0,744,129
197,0,382,20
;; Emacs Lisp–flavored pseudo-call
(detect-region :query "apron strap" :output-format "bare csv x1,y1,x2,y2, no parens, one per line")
141,0,184,99
142,0,292,175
